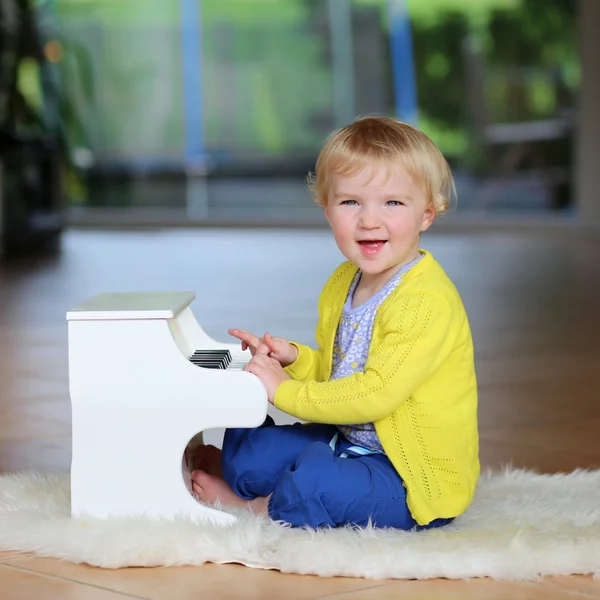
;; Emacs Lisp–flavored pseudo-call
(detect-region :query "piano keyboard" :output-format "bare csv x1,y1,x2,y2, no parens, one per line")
188,349,247,370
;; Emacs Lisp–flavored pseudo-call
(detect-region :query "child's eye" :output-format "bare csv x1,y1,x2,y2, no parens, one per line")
386,200,404,207
340,199,358,206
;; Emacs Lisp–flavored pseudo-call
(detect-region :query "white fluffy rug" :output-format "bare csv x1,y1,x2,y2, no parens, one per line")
1,468,600,580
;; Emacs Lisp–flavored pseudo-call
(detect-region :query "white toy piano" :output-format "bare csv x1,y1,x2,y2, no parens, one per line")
67,291,268,525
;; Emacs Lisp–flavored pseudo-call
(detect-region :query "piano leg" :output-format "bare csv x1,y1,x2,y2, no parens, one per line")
70,407,238,526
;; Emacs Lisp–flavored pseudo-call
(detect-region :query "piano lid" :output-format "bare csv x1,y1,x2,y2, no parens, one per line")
66,292,196,321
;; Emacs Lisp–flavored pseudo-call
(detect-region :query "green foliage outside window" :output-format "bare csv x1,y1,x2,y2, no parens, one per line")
47,0,578,164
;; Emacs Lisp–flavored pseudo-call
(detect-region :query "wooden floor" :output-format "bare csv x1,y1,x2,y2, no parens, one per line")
0,227,599,599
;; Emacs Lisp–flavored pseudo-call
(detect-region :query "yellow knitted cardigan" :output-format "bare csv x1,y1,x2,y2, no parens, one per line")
274,250,480,525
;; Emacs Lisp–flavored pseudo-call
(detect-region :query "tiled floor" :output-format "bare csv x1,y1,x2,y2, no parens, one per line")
0,228,599,599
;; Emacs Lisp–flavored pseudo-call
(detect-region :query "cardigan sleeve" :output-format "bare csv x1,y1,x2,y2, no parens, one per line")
274,291,455,424
283,341,323,382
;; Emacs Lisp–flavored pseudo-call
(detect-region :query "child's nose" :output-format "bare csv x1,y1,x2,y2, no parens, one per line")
359,207,381,229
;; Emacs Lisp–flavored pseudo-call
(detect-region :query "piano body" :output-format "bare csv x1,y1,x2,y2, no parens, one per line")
67,291,268,525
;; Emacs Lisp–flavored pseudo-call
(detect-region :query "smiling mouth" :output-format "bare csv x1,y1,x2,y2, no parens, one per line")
357,240,387,254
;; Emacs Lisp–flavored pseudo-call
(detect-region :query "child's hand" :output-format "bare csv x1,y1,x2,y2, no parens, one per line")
228,329,298,367
243,354,291,404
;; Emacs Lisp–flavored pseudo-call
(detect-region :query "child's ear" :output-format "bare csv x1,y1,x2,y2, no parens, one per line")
420,203,436,232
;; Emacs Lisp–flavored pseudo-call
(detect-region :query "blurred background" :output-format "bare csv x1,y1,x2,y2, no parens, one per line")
0,0,599,519
1,0,597,256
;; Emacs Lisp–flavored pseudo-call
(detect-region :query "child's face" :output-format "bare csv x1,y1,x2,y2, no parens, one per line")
325,165,435,282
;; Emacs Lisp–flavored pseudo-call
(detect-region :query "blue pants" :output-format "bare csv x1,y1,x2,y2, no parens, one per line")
222,416,453,530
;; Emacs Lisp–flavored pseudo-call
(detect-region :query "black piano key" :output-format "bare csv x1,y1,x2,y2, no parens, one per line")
189,349,232,370
193,359,230,368
191,349,231,363
190,359,227,369
190,355,230,364
191,354,230,367
190,360,224,367
189,356,227,364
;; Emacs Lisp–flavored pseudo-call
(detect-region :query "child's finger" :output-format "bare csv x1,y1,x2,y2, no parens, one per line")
264,332,283,351
255,341,270,355
243,360,263,376
229,328,260,349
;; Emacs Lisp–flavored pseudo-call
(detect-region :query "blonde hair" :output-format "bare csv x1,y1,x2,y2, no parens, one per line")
307,116,455,215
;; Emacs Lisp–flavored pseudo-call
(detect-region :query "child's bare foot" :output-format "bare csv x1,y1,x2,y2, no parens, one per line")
191,470,247,508
189,444,222,477
191,470,270,516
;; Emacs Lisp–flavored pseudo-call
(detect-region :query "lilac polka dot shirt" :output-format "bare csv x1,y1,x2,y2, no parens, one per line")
332,254,424,453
